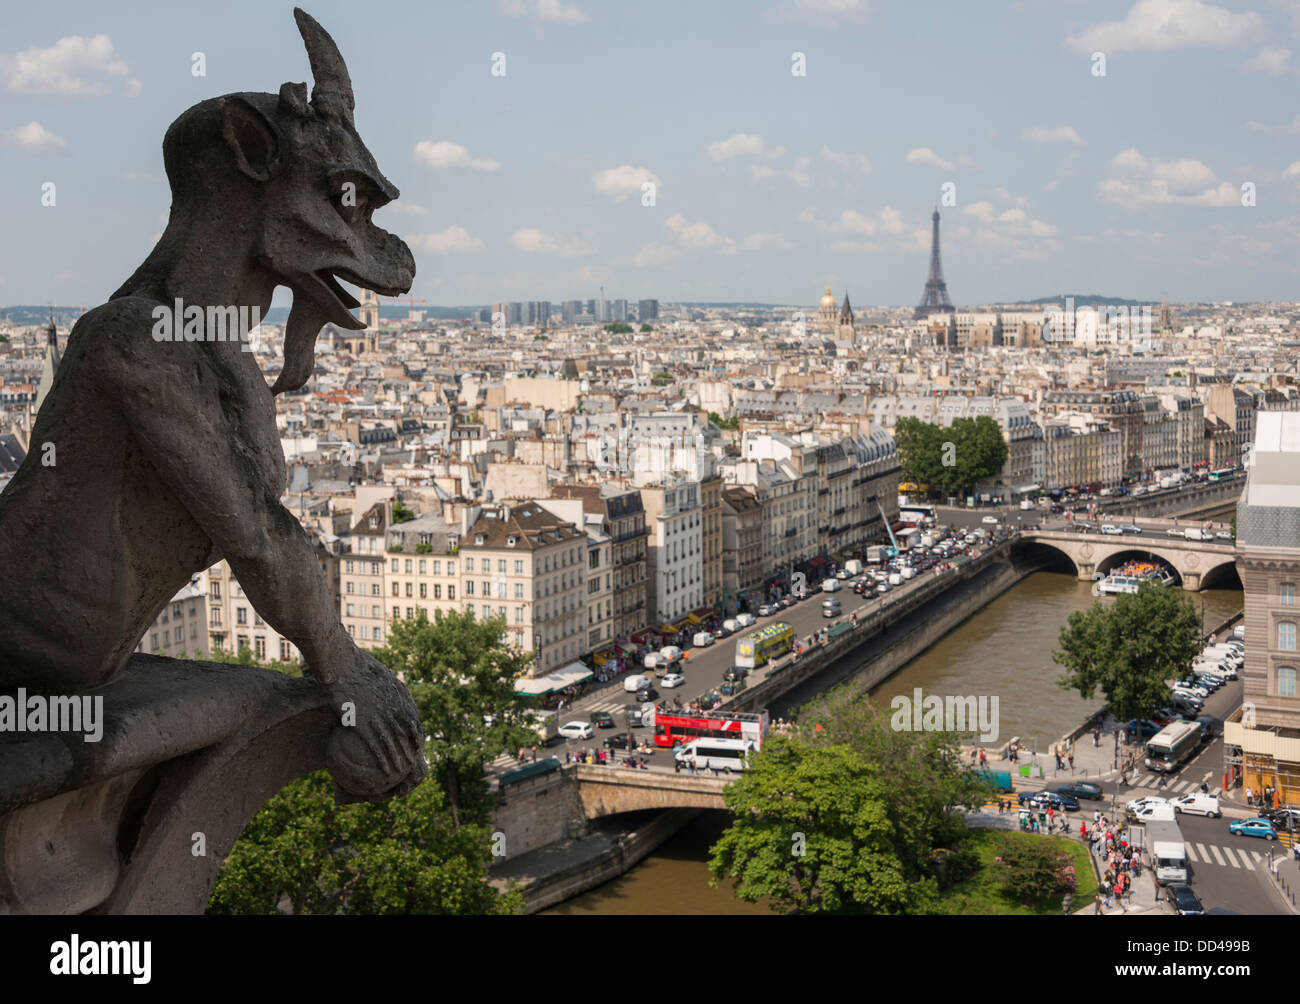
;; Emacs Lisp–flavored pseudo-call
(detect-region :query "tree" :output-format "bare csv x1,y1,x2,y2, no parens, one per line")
204,642,302,677
208,769,522,915
993,833,1076,906
392,500,416,523
894,416,1007,498
708,411,740,430
639,323,652,332
371,609,538,828
1053,582,1202,722
603,322,633,334
709,685,988,914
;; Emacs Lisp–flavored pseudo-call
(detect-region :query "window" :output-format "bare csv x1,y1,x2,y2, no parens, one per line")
281,640,292,661
419,583,427,598
466,581,474,596
346,582,353,594
447,562,455,575
346,603,355,616
360,626,369,640
371,605,381,619
482,604,491,619
392,582,400,597
236,608,248,625
448,585,456,600
516,606,524,623
1282,583,1296,606
515,560,523,575
391,559,398,572
393,606,400,620
419,559,427,574
432,560,441,575
210,582,221,600
174,626,183,643
1281,622,1297,651
497,582,507,599
406,607,414,619
466,558,475,572
237,634,248,651
371,584,380,596
1279,667,1297,698
433,584,442,599
405,582,413,597
405,559,413,573
346,560,354,574
515,583,523,599
255,637,266,660
498,559,507,574
371,562,380,575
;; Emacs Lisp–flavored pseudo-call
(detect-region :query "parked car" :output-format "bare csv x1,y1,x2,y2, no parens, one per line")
1172,793,1222,817
1101,524,1122,535
1120,523,1143,535
635,687,658,704
1126,796,1170,816
757,604,777,617
1166,527,1185,537
603,733,632,750
981,515,999,525
1166,885,1204,916
1215,530,1233,540
1228,817,1279,840
660,673,685,689
591,711,614,729
1054,780,1103,801
558,721,594,740
723,667,748,682
1126,719,1163,738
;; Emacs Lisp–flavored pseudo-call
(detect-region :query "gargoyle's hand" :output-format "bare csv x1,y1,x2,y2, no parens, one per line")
321,646,428,803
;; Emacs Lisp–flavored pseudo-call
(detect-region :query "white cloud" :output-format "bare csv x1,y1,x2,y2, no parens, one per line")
739,232,793,251
1024,125,1084,145
592,164,661,201
905,147,954,170
1098,147,1239,207
413,140,500,172
0,121,66,152
1283,161,1300,180
993,186,1031,207
666,213,736,253
964,201,995,222
1065,0,1263,54
632,243,680,267
509,227,593,256
1241,46,1293,75
0,34,132,96
820,145,872,173
1246,114,1300,135
707,133,765,161
793,0,867,10
801,206,905,237
405,226,486,255
499,0,587,23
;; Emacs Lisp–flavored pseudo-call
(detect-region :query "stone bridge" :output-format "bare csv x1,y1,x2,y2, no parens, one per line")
1015,529,1239,590
570,763,729,818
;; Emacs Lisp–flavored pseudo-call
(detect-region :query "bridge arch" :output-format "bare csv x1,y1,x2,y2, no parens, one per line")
1199,558,1242,591
1009,538,1079,576
1091,548,1183,587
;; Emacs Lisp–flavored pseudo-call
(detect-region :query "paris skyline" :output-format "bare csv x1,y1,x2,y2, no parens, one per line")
3,0,1300,308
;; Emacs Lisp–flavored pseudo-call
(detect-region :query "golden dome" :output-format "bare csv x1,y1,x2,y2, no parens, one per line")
819,285,836,307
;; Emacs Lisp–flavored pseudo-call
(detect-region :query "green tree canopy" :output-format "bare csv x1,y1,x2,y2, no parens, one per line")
372,609,539,826
708,684,988,914
208,769,521,915
1053,582,1202,722
894,416,1009,498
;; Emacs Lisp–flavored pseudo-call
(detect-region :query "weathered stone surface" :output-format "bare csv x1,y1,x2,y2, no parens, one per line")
0,9,427,913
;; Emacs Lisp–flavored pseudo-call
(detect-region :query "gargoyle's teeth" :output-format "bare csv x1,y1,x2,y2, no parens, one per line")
318,271,361,310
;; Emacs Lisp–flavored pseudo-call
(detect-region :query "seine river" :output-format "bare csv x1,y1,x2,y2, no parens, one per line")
544,572,1243,914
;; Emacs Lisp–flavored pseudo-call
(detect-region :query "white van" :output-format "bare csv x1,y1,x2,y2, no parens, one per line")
821,578,841,593
623,674,653,693
673,737,755,771
693,631,715,648
722,618,740,635
735,612,756,628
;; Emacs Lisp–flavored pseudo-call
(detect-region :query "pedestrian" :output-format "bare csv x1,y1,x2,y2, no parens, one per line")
1080,820,1087,840
1246,785,1253,807
979,748,987,767
1068,752,1074,770
1095,891,1104,914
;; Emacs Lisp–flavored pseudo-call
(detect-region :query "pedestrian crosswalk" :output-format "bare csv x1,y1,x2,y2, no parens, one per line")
1185,841,1284,870
1123,773,1217,795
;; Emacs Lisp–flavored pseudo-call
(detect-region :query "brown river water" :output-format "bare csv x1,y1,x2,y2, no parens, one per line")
544,571,1243,914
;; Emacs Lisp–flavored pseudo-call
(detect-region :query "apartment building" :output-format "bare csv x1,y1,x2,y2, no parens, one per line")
722,485,763,612
340,501,390,648
461,502,586,676
640,479,704,630
383,511,461,625
551,484,650,641
136,576,208,659
1229,412,1300,806
700,472,724,611
1042,390,1144,477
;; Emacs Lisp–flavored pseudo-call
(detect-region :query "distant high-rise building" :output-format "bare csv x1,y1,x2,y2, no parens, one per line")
613,299,628,322
508,302,524,325
586,298,597,317
562,300,581,324
531,301,552,326
638,299,659,321
491,301,507,323
477,307,491,323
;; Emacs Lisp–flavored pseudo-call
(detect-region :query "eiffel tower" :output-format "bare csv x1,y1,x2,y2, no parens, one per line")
914,208,955,319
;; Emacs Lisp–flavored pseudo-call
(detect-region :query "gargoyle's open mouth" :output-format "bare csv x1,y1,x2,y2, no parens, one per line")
308,268,410,327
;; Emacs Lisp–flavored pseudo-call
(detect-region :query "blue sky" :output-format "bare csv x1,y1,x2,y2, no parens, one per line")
3,0,1300,309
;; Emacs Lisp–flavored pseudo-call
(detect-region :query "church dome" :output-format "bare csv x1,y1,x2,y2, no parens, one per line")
819,285,836,308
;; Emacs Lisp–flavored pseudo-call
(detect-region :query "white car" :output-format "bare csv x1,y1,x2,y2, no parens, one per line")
1101,524,1122,535
558,721,594,740
1172,793,1222,818
981,515,999,525
1126,796,1169,815
660,673,685,689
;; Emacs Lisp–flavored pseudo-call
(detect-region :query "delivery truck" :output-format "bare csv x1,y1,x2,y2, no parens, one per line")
1144,819,1189,886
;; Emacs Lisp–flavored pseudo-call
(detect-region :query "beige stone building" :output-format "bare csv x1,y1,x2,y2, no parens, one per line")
701,473,724,611
1227,412,1300,806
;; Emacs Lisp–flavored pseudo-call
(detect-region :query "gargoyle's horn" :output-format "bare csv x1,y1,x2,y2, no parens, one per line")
293,8,354,127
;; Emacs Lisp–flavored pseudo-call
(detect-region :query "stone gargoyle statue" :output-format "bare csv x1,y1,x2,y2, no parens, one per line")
0,9,426,803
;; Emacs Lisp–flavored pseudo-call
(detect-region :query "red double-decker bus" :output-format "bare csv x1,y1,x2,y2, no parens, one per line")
653,707,769,749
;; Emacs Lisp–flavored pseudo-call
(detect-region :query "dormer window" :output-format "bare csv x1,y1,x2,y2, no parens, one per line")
508,535,517,547
368,516,378,529
475,534,485,545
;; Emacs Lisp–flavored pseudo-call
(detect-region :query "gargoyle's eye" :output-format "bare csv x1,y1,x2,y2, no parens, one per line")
332,183,370,225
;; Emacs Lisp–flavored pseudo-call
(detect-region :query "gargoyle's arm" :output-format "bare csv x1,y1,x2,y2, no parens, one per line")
95,302,350,681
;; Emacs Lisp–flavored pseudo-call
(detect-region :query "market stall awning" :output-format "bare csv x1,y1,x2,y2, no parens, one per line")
514,661,594,696
686,613,702,625
660,623,676,634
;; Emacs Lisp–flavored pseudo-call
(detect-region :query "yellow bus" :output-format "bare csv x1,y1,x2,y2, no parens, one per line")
735,622,795,669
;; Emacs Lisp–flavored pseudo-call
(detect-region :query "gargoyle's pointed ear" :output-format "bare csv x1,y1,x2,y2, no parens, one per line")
220,97,280,182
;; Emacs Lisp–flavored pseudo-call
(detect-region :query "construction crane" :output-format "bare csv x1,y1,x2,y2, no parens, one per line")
387,293,427,320
875,497,900,558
